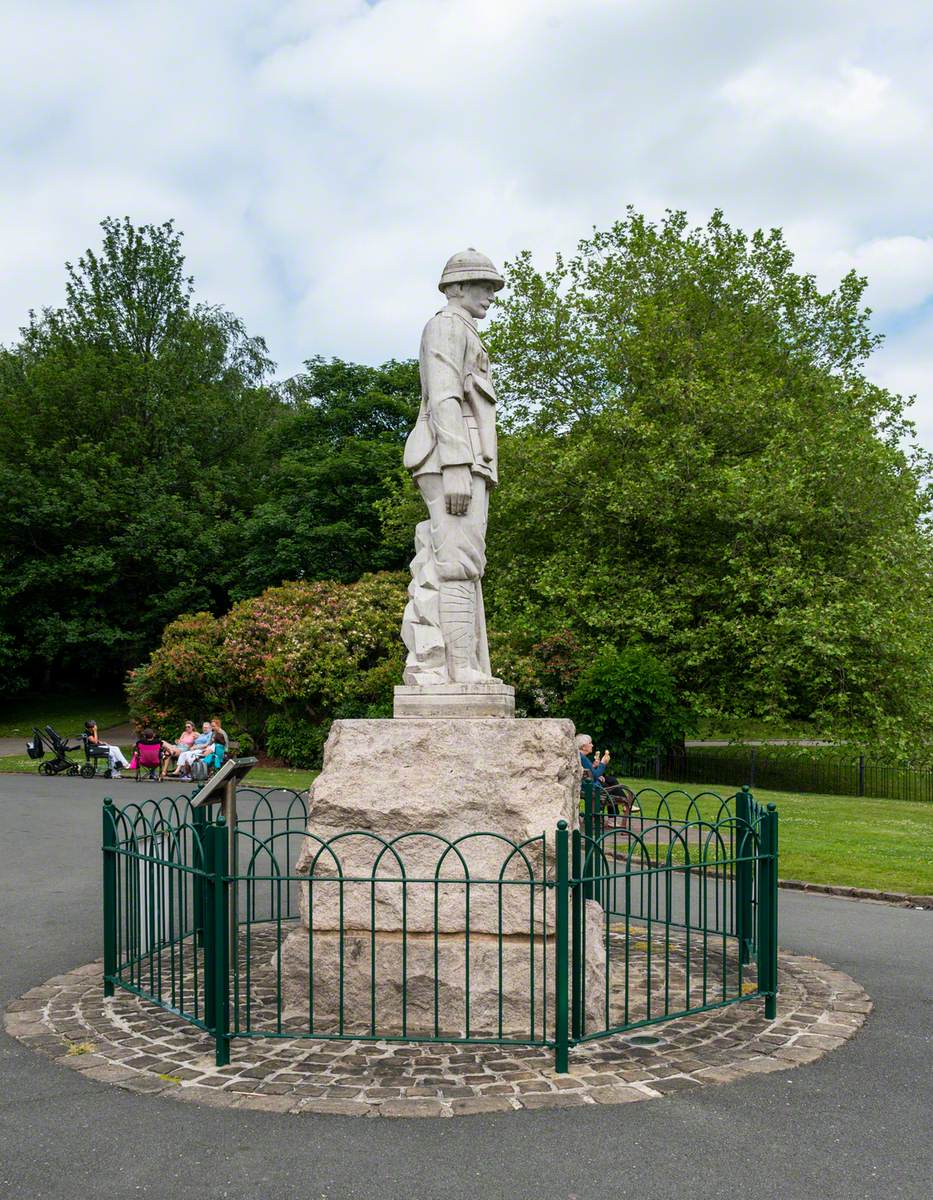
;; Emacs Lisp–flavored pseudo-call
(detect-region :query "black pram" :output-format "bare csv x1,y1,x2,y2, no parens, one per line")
26,725,81,776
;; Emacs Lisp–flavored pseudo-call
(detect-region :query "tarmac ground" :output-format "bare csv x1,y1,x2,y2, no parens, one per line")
1,774,930,1200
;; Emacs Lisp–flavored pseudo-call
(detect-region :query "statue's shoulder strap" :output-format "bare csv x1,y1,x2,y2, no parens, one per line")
444,309,478,336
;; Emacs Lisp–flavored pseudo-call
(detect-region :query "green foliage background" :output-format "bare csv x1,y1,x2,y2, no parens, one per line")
3,211,932,765
125,573,406,767
480,210,933,760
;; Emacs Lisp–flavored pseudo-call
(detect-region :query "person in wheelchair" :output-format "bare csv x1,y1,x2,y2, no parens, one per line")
84,720,130,778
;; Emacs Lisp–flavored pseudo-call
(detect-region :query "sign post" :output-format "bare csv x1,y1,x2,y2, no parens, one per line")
191,756,258,958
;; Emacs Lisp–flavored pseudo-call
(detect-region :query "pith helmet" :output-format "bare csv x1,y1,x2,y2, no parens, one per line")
438,248,505,293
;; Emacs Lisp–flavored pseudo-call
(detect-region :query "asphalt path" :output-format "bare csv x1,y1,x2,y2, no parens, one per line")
1,775,930,1200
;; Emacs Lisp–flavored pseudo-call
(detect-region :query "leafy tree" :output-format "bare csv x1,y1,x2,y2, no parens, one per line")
568,644,694,756
0,217,279,692
487,628,586,716
483,209,933,758
230,357,420,598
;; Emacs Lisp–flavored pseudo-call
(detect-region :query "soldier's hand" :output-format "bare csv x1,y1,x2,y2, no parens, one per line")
442,465,473,516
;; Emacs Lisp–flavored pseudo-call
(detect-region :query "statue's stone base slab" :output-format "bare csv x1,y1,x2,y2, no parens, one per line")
393,682,515,718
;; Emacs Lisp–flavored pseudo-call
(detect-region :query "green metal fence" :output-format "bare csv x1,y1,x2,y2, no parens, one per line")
102,783,778,1071
618,746,933,802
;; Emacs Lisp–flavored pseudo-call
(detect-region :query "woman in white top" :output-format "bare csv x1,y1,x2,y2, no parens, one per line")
84,721,130,777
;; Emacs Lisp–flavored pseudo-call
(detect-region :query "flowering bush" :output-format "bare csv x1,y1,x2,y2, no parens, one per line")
488,628,586,716
126,572,408,766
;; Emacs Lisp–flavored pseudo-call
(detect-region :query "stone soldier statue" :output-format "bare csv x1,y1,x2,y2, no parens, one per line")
400,249,504,687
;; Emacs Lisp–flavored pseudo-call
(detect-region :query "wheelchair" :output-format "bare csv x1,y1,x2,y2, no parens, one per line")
80,733,115,779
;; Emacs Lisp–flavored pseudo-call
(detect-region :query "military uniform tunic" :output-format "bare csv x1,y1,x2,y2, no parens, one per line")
403,303,498,486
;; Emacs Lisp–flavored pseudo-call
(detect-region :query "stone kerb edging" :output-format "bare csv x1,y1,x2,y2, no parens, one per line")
778,878,933,909
4,949,870,1119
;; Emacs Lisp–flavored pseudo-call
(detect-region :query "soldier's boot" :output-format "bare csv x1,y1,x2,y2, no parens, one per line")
439,581,488,684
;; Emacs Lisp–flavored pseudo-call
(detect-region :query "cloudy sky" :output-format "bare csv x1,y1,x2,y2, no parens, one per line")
3,0,933,444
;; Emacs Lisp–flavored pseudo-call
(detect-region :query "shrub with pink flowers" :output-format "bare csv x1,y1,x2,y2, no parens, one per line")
126,572,408,767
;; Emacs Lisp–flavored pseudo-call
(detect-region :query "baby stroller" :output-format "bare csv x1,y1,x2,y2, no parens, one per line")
26,726,80,776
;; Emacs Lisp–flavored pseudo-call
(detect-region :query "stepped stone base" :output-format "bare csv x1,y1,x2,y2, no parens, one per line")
393,682,515,718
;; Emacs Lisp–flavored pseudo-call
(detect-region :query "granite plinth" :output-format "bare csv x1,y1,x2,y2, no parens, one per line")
393,683,514,718
281,915,607,1037
280,716,606,1035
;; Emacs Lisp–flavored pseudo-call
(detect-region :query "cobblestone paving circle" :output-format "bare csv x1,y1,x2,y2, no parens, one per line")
5,942,870,1119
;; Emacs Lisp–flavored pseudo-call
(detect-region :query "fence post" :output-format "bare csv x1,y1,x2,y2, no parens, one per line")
554,820,570,1073
571,827,583,1041
858,755,865,798
204,816,231,1067
581,781,593,901
102,799,117,998
735,787,754,966
756,803,779,1020
192,805,207,948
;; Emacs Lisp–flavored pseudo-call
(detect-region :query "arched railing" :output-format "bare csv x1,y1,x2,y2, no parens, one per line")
102,782,778,1071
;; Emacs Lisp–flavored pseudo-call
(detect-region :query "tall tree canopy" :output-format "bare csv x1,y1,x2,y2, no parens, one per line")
6,208,932,761
229,356,419,599
0,217,279,691
482,210,933,756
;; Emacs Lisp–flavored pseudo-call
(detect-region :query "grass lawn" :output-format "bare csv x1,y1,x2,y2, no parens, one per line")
241,766,317,790
0,692,127,738
622,777,933,896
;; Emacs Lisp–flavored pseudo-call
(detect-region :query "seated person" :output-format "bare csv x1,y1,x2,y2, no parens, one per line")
129,728,163,780
577,732,609,785
576,733,634,827
172,722,214,781
209,716,229,753
84,720,131,778
160,721,197,780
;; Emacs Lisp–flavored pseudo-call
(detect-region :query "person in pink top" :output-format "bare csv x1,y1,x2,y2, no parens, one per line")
160,721,197,781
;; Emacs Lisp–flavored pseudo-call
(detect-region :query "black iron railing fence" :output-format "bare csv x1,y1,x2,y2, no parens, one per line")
102,783,779,1071
617,747,933,803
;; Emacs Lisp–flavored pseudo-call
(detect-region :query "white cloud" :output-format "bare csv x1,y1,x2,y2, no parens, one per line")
868,314,933,450
830,237,933,314
1,0,932,443
722,62,926,143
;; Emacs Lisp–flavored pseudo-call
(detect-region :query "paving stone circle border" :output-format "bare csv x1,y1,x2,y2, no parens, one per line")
4,946,870,1118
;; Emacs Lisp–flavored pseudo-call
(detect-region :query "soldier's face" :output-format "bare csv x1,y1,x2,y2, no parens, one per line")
457,281,498,320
